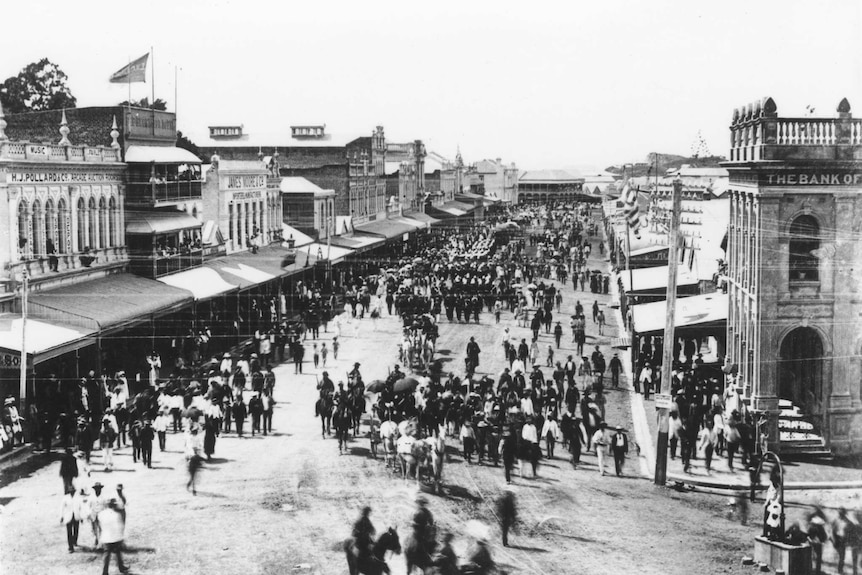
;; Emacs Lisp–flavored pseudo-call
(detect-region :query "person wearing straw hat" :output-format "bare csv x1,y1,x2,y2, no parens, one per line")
611,426,629,477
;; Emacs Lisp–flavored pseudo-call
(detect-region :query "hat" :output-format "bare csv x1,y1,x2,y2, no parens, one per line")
116,483,124,490
354,362,361,367
223,353,231,359
116,370,125,377
4,397,14,405
251,353,258,358
92,482,104,489
616,426,623,431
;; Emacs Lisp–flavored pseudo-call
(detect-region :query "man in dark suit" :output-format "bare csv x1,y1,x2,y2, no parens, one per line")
611,425,629,477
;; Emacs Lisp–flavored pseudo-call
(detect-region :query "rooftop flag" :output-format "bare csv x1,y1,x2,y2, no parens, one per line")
109,53,149,84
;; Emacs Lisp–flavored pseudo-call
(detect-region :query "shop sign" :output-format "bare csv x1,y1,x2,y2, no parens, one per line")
125,109,177,140
765,172,862,186
1,353,22,368
654,393,673,410
227,175,267,190
26,144,49,156
232,189,263,200
9,171,121,184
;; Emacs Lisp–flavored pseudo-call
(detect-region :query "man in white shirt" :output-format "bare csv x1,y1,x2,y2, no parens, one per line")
591,422,608,476
99,497,128,574
638,363,653,396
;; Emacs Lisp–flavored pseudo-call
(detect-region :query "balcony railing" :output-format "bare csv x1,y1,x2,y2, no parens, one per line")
0,141,121,163
4,247,128,281
728,97,862,162
127,180,203,204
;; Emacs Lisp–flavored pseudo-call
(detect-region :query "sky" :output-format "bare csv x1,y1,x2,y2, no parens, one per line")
1,0,861,171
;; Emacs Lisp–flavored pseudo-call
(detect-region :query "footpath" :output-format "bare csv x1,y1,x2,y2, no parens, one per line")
596,214,862,493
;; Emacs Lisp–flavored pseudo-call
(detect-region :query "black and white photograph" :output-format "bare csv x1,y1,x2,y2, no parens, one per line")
0,1,861,574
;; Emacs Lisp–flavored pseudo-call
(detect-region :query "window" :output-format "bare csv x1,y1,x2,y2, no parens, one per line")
789,215,819,281
77,197,86,251
109,197,119,247
58,198,69,254
88,197,98,250
18,200,30,259
31,199,44,257
99,197,109,249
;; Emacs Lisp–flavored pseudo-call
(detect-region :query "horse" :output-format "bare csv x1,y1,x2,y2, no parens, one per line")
379,420,399,469
315,393,335,438
349,393,367,437
397,434,418,481
413,436,445,494
344,526,402,575
334,406,353,455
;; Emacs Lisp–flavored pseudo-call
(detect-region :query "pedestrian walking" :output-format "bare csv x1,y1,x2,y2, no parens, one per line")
332,336,339,360
807,507,828,575
495,489,518,547
321,342,328,367
232,398,247,438
611,426,628,476
592,300,599,323
98,496,128,574
597,309,606,335
249,392,263,436
139,419,154,468
154,409,168,451
592,422,608,476
294,342,305,374
609,353,622,389
542,415,560,459
554,321,563,348
313,343,320,368
60,487,81,553
60,447,78,492
100,419,116,471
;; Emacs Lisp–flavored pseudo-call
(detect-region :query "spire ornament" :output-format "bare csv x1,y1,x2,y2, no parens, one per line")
110,115,120,149
58,109,71,146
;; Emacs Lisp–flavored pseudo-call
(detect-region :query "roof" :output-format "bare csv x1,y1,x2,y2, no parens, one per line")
279,177,331,195
328,233,384,252
0,314,95,360
282,224,315,247
632,293,728,335
619,265,699,293
125,145,202,164
28,274,193,333
202,245,312,290
125,210,202,235
157,267,238,301
354,218,416,240
674,166,729,178
519,169,584,183
213,160,268,173
403,211,440,227
304,242,353,265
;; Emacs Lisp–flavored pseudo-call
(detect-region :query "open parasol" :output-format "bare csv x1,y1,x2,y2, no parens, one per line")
393,376,420,393
365,380,387,393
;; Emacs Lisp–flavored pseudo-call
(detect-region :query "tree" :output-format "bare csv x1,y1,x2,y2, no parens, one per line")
118,97,168,111
176,130,201,159
0,58,77,114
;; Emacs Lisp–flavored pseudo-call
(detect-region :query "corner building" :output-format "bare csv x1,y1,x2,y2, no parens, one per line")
725,97,862,455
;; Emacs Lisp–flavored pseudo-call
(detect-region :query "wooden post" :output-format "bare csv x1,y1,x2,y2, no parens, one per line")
655,176,682,486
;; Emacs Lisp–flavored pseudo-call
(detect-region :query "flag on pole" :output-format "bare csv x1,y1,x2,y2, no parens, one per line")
621,184,642,239
109,54,149,84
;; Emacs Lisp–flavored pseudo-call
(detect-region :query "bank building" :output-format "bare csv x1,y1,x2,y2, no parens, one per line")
725,97,862,455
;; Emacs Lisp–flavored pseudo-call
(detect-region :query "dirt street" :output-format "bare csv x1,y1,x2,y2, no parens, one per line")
0,245,788,575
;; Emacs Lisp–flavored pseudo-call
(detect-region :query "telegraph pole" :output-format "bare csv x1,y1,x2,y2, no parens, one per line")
18,270,29,414
654,175,682,486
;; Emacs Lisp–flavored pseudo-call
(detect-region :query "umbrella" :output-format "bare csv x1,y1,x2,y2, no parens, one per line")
366,380,387,393
182,406,202,420
393,376,420,393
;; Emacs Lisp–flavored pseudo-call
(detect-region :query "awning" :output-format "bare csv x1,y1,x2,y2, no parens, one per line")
125,145,203,164
202,245,313,290
354,218,416,240
305,242,353,265
389,216,427,231
0,315,96,363
446,200,476,212
329,234,385,253
126,210,202,235
282,224,315,247
619,265,699,293
28,274,194,335
403,211,440,227
157,267,238,301
630,244,668,257
632,293,728,335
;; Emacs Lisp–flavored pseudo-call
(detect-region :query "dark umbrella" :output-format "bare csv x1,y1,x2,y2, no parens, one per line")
365,380,387,393
393,377,420,393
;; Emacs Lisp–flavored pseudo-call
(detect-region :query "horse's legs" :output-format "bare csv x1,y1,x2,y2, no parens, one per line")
320,416,325,439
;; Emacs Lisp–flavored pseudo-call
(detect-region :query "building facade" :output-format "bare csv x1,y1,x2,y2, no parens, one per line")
385,140,426,212
201,158,282,254
517,169,587,203
199,124,386,227
0,107,128,306
470,158,519,202
279,177,336,241
724,97,862,455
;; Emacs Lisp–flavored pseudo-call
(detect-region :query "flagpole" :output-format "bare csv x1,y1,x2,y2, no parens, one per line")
151,46,155,106
127,55,131,107
174,66,178,117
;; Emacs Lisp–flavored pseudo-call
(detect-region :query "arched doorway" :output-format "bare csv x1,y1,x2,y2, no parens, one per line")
779,327,824,415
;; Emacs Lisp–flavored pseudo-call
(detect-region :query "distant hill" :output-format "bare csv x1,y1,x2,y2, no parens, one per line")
605,153,727,178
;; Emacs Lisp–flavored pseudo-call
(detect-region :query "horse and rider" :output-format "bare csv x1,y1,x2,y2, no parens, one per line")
345,506,401,575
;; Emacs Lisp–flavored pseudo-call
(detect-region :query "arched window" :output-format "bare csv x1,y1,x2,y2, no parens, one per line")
88,197,98,250
99,197,108,249
18,200,30,259
58,198,69,254
109,197,119,247
789,215,819,281
779,327,824,410
45,198,57,255
31,199,44,257
77,197,86,251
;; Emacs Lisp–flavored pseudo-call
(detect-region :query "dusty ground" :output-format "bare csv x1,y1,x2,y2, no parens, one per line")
0,228,850,575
